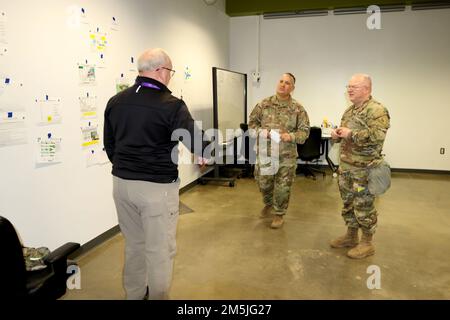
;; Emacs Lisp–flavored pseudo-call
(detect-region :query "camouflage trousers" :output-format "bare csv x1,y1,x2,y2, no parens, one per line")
338,168,378,234
255,164,297,215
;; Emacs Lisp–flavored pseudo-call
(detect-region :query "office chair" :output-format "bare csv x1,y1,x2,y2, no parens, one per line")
297,126,326,180
238,123,255,178
0,216,80,299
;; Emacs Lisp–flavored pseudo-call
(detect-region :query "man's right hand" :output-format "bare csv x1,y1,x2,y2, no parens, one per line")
197,157,209,170
331,129,340,140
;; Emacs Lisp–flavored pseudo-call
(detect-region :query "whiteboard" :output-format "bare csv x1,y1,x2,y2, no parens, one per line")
213,68,247,144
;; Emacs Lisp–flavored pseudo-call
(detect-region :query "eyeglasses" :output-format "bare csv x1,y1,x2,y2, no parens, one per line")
160,67,176,77
346,85,364,90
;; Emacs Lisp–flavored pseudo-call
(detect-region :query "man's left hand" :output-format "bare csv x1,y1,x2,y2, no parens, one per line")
336,127,352,139
280,133,292,142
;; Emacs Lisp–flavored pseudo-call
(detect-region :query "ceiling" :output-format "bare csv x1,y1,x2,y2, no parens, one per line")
225,0,450,17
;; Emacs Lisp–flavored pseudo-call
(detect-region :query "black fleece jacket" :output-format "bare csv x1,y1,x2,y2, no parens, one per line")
104,76,207,183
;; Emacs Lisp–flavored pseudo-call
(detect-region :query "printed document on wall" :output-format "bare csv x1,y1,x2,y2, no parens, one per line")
0,103,27,147
36,135,62,164
78,63,96,85
81,119,100,148
0,11,8,56
36,97,62,126
85,146,109,167
79,94,97,119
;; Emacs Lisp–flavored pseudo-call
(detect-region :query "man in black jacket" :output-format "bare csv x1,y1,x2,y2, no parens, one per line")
104,48,207,300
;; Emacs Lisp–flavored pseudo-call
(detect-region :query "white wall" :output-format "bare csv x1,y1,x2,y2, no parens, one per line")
0,0,229,249
230,8,450,170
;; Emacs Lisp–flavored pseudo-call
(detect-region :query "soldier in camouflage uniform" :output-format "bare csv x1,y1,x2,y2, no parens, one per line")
249,73,310,229
330,74,390,259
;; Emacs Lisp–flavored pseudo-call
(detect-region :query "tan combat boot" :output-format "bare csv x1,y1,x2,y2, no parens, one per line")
270,215,284,229
260,205,272,218
347,232,375,259
330,227,359,248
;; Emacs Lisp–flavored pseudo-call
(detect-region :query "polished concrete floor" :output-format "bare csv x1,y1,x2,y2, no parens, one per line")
62,171,450,300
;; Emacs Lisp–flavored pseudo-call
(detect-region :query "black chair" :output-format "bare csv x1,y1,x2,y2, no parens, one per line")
0,216,80,299
297,126,326,179
237,123,255,178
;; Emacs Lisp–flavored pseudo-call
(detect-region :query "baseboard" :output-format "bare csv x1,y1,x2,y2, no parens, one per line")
300,164,450,175
70,225,121,259
391,168,450,175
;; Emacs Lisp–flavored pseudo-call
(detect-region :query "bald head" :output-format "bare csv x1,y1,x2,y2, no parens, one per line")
350,74,372,90
137,48,173,86
138,48,170,73
347,73,372,106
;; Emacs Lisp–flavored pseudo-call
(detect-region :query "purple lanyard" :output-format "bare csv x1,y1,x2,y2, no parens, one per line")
139,82,161,90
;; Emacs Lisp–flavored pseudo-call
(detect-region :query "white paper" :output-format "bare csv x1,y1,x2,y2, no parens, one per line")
80,7,89,25
0,104,27,147
36,97,62,126
0,11,8,56
86,147,109,167
36,136,62,164
270,130,281,143
116,76,130,93
78,64,96,85
79,94,97,119
81,119,99,148
111,16,120,31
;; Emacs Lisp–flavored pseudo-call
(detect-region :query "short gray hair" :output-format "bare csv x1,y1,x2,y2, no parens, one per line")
352,73,372,89
137,48,169,72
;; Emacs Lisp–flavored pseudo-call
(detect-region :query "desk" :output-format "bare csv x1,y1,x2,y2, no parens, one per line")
321,134,338,173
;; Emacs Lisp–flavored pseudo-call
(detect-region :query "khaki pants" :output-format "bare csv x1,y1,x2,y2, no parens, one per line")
113,176,180,300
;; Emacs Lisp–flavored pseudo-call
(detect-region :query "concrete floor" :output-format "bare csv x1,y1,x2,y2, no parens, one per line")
62,171,450,300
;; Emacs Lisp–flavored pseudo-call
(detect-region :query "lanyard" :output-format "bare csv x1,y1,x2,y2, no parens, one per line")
136,82,161,93
139,82,161,90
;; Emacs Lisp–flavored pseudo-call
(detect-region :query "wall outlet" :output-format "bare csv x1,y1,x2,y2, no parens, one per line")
251,72,261,82
440,148,445,155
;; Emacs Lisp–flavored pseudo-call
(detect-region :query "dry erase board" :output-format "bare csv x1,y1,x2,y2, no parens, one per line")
212,67,247,144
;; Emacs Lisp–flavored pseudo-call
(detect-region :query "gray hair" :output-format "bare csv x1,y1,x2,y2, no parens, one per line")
353,73,372,89
137,48,169,72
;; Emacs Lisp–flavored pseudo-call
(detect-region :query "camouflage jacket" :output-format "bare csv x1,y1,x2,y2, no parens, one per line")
249,95,310,165
23,246,50,271
339,97,390,169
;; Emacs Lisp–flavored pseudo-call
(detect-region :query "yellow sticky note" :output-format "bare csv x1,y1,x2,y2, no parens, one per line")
47,116,53,122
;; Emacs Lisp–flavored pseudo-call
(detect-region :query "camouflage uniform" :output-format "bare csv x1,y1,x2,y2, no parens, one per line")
337,97,390,234
249,95,310,215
